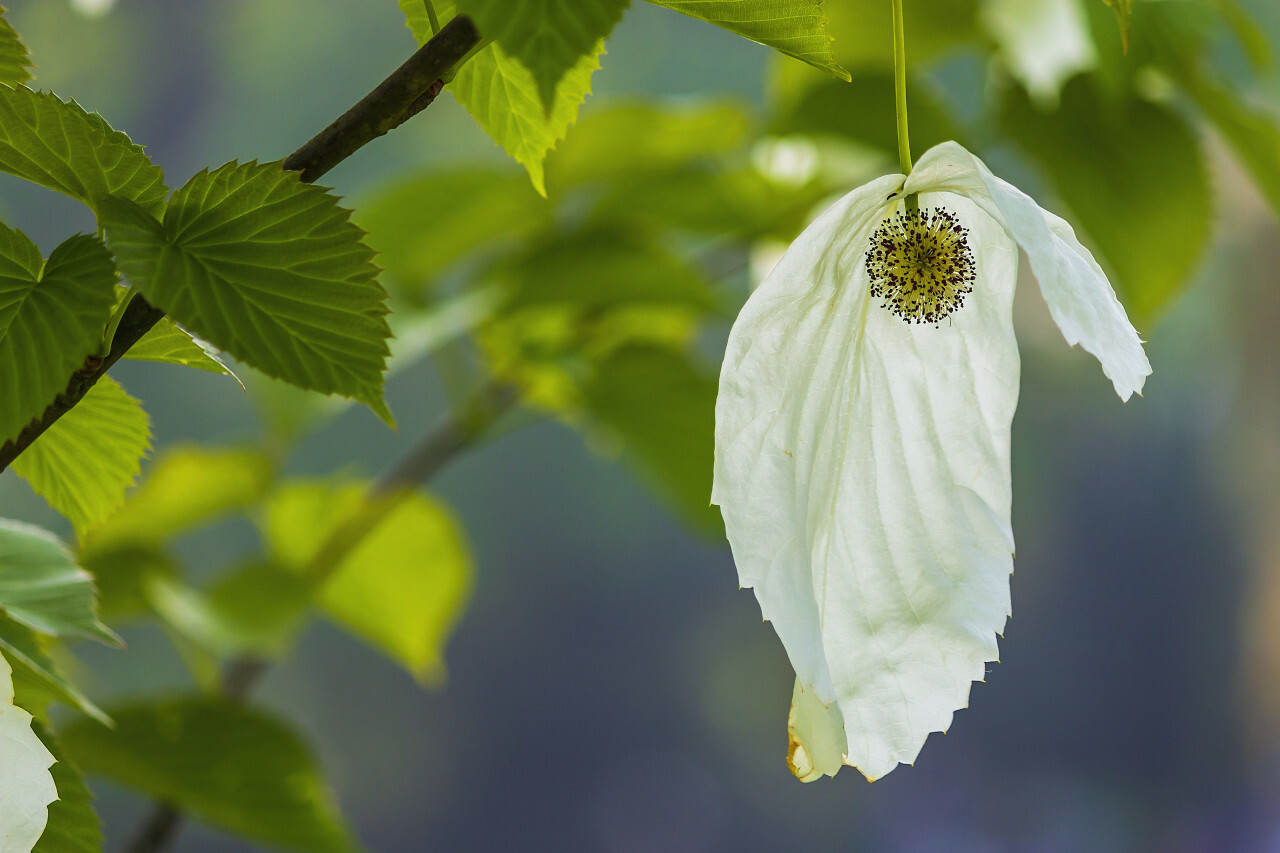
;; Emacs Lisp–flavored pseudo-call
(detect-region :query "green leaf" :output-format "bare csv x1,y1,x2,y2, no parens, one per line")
581,346,722,537
357,169,548,293
0,229,118,447
545,100,751,191
0,86,166,215
1101,0,1132,51
78,544,175,623
0,615,110,725
644,0,848,81
61,699,363,853
127,316,239,380
771,72,960,159
800,0,978,71
99,161,393,423
146,563,312,658
266,482,473,685
494,224,719,313
1178,70,1280,222
456,0,629,112
0,7,32,87
449,42,601,196
0,519,118,646
1001,75,1209,322
32,723,103,853
13,376,152,536
84,445,273,550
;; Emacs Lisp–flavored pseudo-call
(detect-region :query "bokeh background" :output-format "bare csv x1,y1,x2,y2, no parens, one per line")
3,0,1280,850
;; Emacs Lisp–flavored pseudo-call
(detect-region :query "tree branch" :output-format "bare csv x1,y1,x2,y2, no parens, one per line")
0,16,481,474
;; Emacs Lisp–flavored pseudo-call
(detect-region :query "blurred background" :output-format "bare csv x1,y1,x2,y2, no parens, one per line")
3,0,1280,850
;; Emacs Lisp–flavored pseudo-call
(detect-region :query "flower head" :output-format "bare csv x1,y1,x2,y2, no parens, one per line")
866,206,976,325
712,141,1150,783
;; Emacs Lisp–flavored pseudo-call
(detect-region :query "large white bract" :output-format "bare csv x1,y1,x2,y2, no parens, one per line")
0,650,57,851
712,141,1150,782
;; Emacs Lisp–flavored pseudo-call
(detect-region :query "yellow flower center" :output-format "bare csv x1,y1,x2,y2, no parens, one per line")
865,206,976,325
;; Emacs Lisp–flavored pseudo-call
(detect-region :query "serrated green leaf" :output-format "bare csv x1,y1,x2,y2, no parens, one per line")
85,445,272,551
449,42,601,196
456,0,629,112
582,346,722,537
266,482,472,685
0,615,110,725
645,0,848,80
32,722,103,853
1101,0,1132,51
61,699,363,853
13,376,152,536
0,228,118,448
99,161,393,423
127,317,240,380
0,519,118,646
1178,71,1280,222
0,86,166,215
357,169,548,293
0,7,32,87
545,100,751,191
1001,76,1209,322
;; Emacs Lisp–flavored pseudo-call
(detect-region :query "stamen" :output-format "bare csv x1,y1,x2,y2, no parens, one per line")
865,206,977,326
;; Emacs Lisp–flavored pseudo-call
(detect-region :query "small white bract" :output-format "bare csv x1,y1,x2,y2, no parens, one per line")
712,140,1150,782
0,650,57,852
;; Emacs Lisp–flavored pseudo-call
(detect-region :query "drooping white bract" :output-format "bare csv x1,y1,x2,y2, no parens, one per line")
0,650,57,852
712,141,1150,782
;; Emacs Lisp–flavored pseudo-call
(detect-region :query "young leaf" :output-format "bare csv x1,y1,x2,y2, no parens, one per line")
0,519,118,647
545,100,751,191
455,0,629,112
449,42,601,196
1001,76,1209,322
84,445,272,551
13,376,152,536
357,169,548,293
0,229,118,448
60,699,364,853
0,7,32,87
0,86,167,215
0,650,57,853
266,482,473,685
126,316,239,380
31,724,103,853
644,0,848,81
581,346,723,537
99,162,393,423
0,615,111,725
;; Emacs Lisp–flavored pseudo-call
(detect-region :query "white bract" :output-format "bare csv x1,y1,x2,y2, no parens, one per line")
712,140,1150,782
0,650,57,852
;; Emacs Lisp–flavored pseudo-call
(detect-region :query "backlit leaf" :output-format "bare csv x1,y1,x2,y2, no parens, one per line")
61,699,363,853
0,7,32,87
99,162,393,423
266,481,472,685
0,86,166,215
13,377,151,536
0,519,117,645
0,229,117,448
126,317,239,380
456,0,629,111
644,0,847,81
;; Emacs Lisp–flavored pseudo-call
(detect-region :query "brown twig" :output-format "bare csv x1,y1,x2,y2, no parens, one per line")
0,16,481,474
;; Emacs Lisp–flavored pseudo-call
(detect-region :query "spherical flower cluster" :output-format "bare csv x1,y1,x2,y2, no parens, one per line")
865,206,976,325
